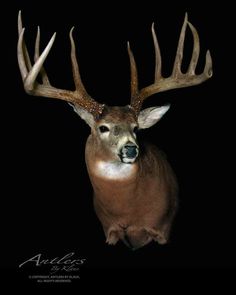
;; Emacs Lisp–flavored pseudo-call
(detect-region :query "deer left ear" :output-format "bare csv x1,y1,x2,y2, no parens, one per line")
138,105,170,129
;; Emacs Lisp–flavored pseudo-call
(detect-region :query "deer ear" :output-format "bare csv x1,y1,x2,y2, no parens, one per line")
138,105,170,129
69,103,95,128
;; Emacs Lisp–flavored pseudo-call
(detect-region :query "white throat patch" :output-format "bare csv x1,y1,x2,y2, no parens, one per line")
94,161,136,180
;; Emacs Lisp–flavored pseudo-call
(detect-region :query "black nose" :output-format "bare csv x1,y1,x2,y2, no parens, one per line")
123,144,138,159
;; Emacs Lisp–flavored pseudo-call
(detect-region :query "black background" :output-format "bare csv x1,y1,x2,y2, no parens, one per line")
1,0,234,285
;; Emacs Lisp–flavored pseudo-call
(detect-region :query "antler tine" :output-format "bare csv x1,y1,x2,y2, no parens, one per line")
34,26,40,62
18,11,32,72
127,42,139,103
17,11,104,118
69,27,87,94
18,29,28,81
187,21,200,75
130,13,213,114
204,50,213,77
68,27,104,116
172,13,188,77
151,23,162,81
34,26,51,85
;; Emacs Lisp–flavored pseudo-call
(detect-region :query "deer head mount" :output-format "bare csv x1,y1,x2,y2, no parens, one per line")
17,11,212,249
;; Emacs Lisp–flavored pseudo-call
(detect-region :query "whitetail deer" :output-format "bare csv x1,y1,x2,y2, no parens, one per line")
17,11,212,249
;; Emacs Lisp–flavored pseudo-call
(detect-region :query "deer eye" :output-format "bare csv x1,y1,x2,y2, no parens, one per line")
133,126,138,134
99,125,110,133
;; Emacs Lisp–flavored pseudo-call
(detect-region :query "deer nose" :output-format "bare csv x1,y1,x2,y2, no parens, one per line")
123,143,138,159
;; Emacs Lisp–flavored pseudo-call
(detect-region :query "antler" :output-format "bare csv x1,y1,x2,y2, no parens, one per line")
128,13,213,114
17,11,104,119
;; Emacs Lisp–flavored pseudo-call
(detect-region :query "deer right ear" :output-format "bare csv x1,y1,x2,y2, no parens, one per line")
70,103,95,128
138,105,170,129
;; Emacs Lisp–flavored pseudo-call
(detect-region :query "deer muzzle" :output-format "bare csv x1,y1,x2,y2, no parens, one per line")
119,142,139,163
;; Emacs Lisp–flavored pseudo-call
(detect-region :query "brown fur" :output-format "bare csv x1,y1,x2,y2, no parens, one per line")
85,107,178,249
